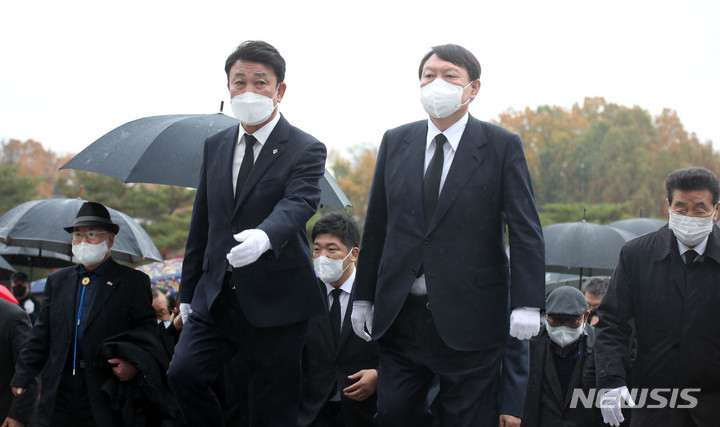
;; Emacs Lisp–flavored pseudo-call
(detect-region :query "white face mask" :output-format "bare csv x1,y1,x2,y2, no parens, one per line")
231,87,279,126
420,78,473,119
72,240,109,266
314,251,352,284
669,209,716,247
546,324,583,348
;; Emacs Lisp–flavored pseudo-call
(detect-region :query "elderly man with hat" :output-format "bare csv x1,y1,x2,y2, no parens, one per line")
9,201,165,426
521,286,604,427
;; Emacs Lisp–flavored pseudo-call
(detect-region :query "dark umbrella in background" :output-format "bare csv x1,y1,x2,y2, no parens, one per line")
0,243,72,268
0,254,15,279
544,220,636,279
60,111,352,209
0,198,162,264
608,218,667,236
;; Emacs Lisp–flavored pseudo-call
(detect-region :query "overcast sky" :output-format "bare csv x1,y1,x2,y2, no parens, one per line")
2,0,719,161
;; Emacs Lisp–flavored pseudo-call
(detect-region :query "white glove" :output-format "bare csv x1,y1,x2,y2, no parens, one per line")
351,300,374,342
226,229,271,268
179,303,192,324
600,386,635,426
509,307,540,340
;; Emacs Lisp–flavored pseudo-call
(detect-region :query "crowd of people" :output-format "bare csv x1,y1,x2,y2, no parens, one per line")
2,39,719,427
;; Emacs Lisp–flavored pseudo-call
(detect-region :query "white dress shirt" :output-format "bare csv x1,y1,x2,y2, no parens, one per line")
410,113,469,295
323,269,356,331
232,113,281,196
677,235,709,263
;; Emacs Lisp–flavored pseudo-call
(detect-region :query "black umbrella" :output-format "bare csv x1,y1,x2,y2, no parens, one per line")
0,243,72,269
0,253,15,275
60,113,352,209
544,220,636,276
0,198,162,264
608,218,666,236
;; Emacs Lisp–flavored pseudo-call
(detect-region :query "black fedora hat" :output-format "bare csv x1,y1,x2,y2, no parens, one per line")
63,201,120,234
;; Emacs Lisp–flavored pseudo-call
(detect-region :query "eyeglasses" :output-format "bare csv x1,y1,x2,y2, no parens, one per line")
546,315,584,328
71,230,108,242
670,209,714,218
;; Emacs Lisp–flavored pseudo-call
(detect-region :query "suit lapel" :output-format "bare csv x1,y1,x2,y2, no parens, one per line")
207,125,240,217
84,260,119,329
315,281,336,352
427,116,487,233
335,295,355,356
543,339,566,408
59,270,81,340
402,122,429,232
233,116,289,217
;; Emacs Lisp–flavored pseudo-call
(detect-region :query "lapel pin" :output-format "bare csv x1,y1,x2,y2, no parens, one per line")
106,281,113,287
272,149,278,155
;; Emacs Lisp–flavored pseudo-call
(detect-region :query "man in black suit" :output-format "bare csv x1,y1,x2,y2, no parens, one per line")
595,167,720,427
167,40,327,426
352,44,545,426
300,212,379,427
0,298,37,427
10,201,161,426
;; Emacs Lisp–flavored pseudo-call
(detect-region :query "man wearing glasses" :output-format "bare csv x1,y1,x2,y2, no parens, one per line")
595,167,720,426
522,286,604,426
10,201,166,426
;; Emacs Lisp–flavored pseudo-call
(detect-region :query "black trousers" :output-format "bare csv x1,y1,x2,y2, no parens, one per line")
167,276,308,427
376,295,502,427
52,366,97,427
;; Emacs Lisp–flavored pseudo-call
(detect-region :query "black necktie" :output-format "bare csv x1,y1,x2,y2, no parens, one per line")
234,134,257,203
330,288,343,346
685,249,698,265
423,134,447,229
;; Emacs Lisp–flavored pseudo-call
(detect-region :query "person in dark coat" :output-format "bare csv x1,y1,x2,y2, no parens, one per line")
9,272,41,324
595,167,720,427
0,298,37,427
522,286,604,427
10,201,162,427
299,212,378,427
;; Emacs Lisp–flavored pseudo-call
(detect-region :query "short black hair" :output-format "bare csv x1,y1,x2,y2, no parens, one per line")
225,40,286,84
666,167,720,205
581,277,609,296
418,44,481,81
152,287,176,311
10,272,29,283
312,211,361,250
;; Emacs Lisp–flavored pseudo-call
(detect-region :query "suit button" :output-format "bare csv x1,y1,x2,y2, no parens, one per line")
412,268,417,275
423,238,430,245
231,227,238,233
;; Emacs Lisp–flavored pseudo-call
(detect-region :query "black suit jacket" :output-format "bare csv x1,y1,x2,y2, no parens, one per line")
11,259,157,427
0,298,37,424
355,115,545,351
180,114,327,327
299,279,379,427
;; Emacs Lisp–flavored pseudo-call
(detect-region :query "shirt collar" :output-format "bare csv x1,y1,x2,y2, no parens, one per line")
426,112,469,152
324,269,356,297
677,235,709,257
76,256,111,276
237,112,281,146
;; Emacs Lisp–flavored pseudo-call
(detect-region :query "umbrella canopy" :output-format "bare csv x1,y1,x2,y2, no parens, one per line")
60,113,352,209
544,221,637,276
136,257,183,296
0,243,72,268
0,254,15,275
608,218,667,236
0,198,162,264
30,277,46,296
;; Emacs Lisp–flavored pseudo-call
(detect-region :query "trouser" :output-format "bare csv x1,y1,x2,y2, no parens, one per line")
376,294,502,427
167,275,308,427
